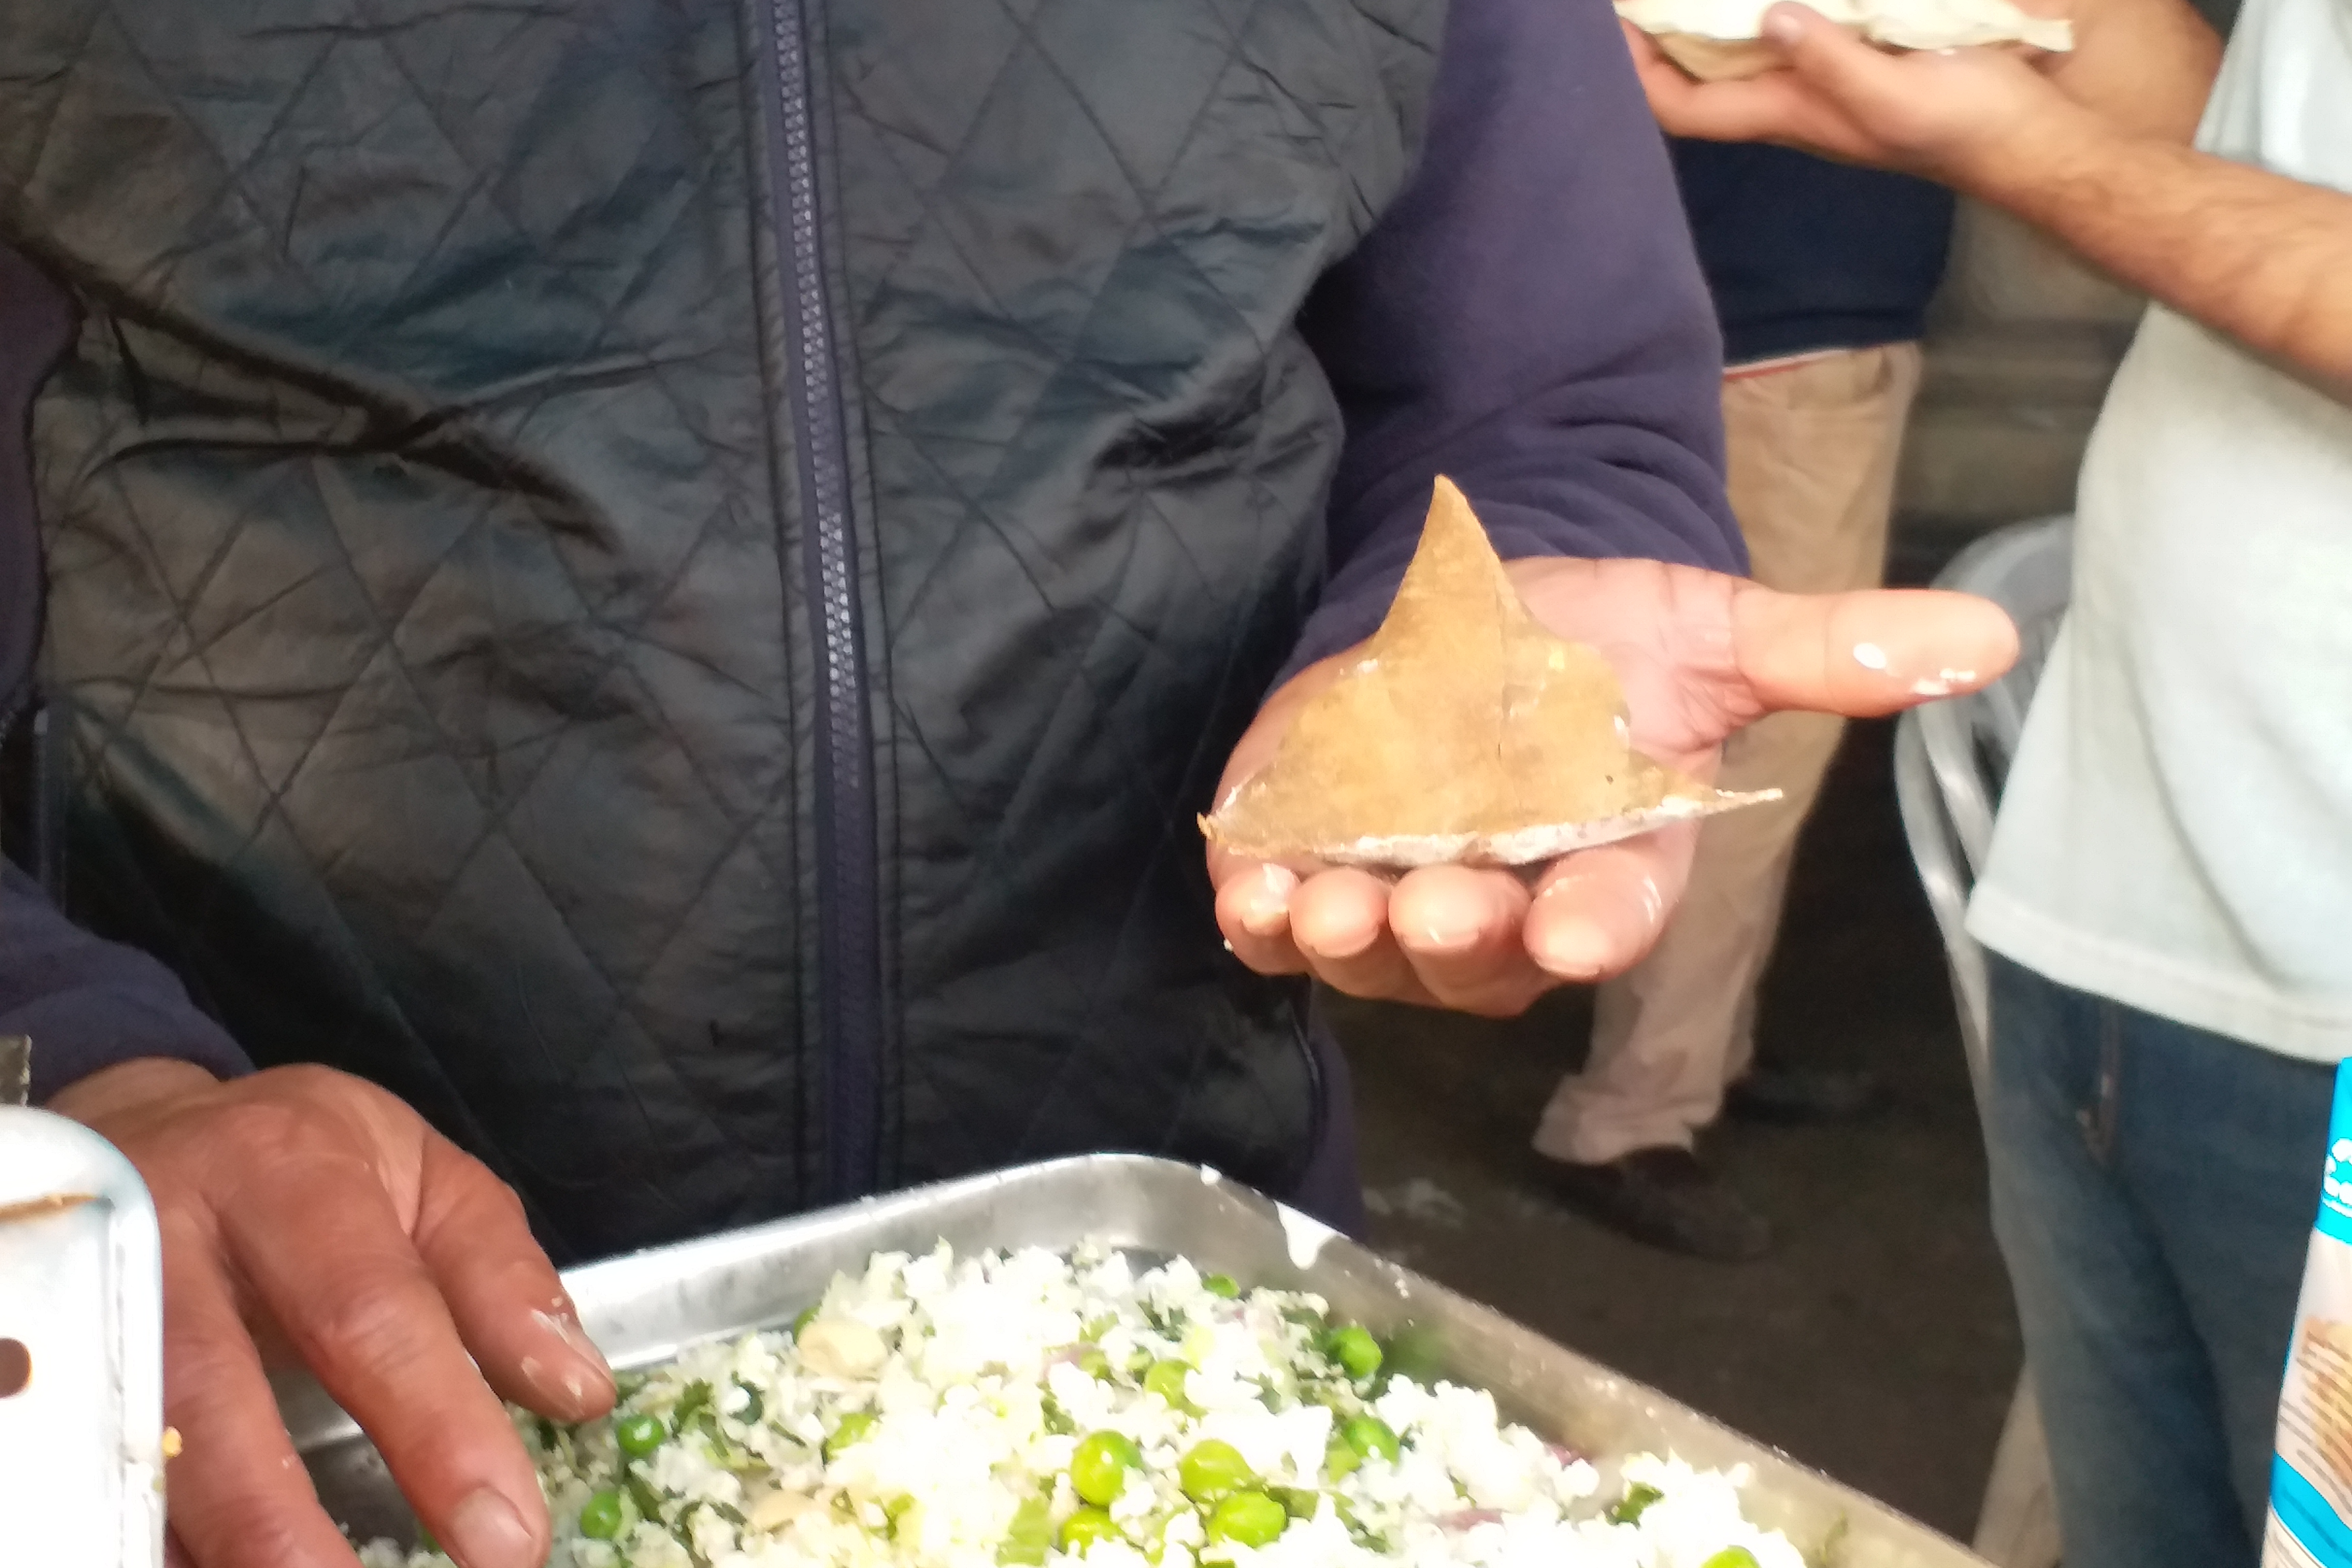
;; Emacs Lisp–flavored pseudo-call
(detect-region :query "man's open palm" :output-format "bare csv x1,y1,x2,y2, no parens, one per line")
1211,560,2017,1016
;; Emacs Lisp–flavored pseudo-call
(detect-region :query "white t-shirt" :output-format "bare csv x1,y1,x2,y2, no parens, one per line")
1966,0,2352,1062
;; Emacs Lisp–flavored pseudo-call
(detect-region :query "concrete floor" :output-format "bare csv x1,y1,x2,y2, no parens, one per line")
1330,713,2022,1544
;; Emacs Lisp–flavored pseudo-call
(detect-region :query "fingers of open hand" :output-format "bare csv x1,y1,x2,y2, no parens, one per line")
214,1127,549,1568
1383,866,1557,1015
1287,868,1424,1001
1733,584,2019,719
412,1134,614,1424
1219,841,1703,1010
1214,859,1311,975
160,1214,364,1568
1524,829,1699,984
1619,12,1875,149
1284,865,1546,1014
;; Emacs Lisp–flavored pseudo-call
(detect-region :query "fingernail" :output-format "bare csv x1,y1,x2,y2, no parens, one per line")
1240,900,1289,938
447,1487,540,1568
529,1309,614,1415
533,1308,611,1376
1533,919,1615,981
521,1353,596,1414
1409,921,1481,955
1239,865,1297,937
1297,916,1378,961
1765,6,1804,42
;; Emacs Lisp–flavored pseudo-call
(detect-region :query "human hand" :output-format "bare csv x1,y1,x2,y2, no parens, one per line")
1623,5,2104,188
1210,559,2016,1016
50,1059,615,1568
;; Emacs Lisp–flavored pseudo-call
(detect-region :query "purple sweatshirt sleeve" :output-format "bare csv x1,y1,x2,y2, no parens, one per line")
5,862,253,1104
2,246,252,1102
1288,0,1743,679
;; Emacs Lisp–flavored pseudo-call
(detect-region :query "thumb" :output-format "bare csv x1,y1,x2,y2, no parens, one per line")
1730,584,2020,719
1761,2,1906,103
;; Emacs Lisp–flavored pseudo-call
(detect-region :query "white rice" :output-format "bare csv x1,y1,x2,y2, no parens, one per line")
360,1243,1804,1568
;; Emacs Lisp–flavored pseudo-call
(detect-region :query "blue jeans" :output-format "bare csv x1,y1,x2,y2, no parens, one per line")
1987,953,2334,1568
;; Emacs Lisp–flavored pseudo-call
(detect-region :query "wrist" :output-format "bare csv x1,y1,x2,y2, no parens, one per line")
1941,89,2120,204
47,1056,219,1125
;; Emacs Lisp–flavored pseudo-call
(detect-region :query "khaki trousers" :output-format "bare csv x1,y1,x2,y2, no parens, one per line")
1534,342,1925,1166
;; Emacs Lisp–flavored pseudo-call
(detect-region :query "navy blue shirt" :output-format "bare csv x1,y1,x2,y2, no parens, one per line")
1673,139,1955,366
4,0,1740,1099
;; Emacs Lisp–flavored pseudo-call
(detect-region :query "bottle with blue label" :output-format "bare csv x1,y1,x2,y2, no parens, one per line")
2267,1062,2352,1566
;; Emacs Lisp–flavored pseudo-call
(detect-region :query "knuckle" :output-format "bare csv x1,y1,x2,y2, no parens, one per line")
180,1481,323,1568
295,1279,435,1380
268,1061,364,1106
162,1329,258,1406
202,1095,320,1157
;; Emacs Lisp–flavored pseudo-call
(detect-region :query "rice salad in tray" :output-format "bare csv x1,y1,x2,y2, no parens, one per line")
360,1243,1804,1568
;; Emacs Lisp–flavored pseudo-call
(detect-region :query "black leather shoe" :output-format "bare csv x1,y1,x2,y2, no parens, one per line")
1725,1064,1884,1125
1539,1147,1772,1262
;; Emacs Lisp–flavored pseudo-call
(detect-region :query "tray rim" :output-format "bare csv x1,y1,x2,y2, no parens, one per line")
281,1152,1987,1568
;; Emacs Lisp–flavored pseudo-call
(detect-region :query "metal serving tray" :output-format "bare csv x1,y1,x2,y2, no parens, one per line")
280,1155,1987,1567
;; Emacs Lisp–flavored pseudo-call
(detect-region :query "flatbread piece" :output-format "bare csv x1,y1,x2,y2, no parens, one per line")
1200,478,1777,870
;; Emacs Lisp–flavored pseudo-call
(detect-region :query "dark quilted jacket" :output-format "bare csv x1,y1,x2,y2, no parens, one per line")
0,0,1737,1261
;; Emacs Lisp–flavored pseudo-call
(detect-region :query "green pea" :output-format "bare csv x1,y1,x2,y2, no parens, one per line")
578,1487,625,1541
1060,1507,1123,1554
1202,1273,1240,1299
1323,1435,1361,1482
1607,1482,1664,1526
1077,1348,1112,1381
1071,1431,1144,1507
1178,1438,1256,1502
1206,1491,1288,1548
825,1410,877,1460
616,1412,667,1459
792,1305,819,1338
1143,1359,1198,1414
1701,1551,1761,1568
997,1495,1053,1566
1323,1325,1383,1382
1341,1416,1400,1464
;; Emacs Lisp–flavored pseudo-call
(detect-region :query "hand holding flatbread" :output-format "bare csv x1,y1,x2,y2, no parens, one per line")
1207,478,2019,1017
1618,1,2098,190
1619,0,2069,82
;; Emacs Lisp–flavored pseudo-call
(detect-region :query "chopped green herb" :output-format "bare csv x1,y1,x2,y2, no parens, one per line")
825,1410,877,1460
997,1494,1054,1565
673,1379,714,1429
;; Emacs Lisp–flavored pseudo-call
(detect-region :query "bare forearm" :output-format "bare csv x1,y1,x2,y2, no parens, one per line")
1968,110,2352,393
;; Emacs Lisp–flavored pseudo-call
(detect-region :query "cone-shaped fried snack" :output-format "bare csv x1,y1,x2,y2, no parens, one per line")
1202,478,1777,869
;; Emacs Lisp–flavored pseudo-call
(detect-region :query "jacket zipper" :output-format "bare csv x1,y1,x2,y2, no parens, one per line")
758,0,883,1204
